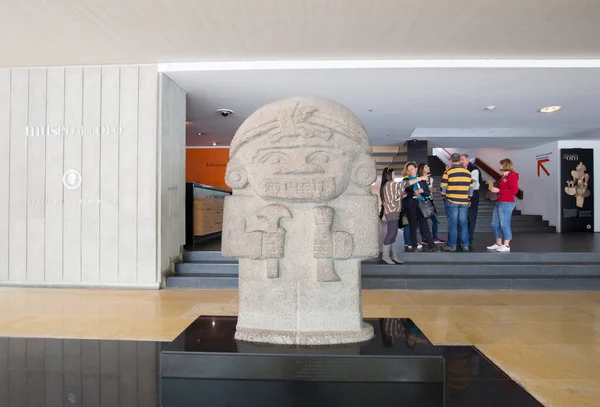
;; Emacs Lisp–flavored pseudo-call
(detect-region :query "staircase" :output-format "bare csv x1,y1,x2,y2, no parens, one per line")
430,195,555,233
166,250,600,290
426,156,555,234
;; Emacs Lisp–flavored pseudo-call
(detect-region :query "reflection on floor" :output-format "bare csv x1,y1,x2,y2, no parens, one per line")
186,232,600,253
1,318,542,407
1,288,599,406
161,316,541,406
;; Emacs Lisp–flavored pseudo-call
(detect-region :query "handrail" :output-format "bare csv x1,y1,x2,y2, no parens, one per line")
441,148,452,158
474,158,523,199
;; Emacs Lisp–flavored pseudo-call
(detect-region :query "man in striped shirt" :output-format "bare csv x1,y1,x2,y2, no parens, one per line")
441,153,474,252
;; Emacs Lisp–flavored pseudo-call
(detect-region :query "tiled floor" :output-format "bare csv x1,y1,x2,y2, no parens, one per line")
1,288,599,407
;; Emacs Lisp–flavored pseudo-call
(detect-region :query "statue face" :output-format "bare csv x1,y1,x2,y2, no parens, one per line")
246,146,354,202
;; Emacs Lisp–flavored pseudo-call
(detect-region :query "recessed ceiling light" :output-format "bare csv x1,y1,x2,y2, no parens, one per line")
212,142,217,146
539,106,561,113
198,132,202,136
484,106,496,111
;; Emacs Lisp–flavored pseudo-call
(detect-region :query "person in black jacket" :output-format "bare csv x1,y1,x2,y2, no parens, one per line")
402,162,438,252
460,154,481,248
417,163,444,244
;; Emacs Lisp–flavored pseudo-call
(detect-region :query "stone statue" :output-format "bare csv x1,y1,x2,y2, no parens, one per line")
565,162,591,208
222,97,379,345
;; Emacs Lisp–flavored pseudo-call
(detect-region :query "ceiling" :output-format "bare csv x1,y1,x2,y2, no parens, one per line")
2,0,600,67
169,67,600,148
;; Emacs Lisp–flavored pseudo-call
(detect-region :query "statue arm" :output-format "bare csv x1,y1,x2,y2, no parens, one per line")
221,197,263,259
348,195,380,259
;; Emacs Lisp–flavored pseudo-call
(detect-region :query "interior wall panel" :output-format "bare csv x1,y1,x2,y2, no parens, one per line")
45,68,66,284
26,68,47,282
81,67,102,284
118,66,139,284
8,69,29,283
136,66,158,284
0,70,10,282
99,66,120,284
63,67,84,283
0,64,160,287
158,74,186,276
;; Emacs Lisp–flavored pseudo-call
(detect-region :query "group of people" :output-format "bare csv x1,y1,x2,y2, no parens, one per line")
379,153,520,264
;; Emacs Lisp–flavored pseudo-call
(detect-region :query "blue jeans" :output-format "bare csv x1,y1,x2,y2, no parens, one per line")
492,202,516,241
445,201,469,249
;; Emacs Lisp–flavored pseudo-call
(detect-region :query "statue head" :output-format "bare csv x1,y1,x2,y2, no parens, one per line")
576,162,587,173
225,97,376,202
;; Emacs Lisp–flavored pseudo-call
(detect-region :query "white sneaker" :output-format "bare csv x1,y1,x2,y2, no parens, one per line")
406,244,423,250
487,244,501,251
496,245,511,252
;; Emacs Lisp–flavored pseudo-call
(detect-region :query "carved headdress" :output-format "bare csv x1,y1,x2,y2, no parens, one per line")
230,97,372,159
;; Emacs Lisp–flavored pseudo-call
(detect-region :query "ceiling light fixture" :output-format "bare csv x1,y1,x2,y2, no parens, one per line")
158,59,600,73
485,106,496,111
212,142,217,146
198,132,202,136
539,106,561,113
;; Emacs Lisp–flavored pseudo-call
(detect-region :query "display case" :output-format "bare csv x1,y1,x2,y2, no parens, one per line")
185,182,231,246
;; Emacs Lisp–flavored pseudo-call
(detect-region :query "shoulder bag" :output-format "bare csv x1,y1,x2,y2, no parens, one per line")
418,199,435,219
484,180,499,201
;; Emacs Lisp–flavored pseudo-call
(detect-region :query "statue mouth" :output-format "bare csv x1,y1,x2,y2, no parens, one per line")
262,177,336,200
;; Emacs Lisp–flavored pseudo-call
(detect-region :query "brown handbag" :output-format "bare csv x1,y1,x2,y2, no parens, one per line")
484,180,499,201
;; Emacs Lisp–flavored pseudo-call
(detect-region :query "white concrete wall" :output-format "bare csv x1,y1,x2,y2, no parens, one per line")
0,65,160,288
442,141,600,232
157,74,186,276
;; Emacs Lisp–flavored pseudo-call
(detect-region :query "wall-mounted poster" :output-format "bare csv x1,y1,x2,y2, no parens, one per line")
561,148,594,233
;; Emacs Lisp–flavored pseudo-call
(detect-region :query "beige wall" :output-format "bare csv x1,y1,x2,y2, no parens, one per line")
158,74,187,275
0,65,160,287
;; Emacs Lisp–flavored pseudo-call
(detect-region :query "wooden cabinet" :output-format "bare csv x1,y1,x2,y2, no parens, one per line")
193,197,224,236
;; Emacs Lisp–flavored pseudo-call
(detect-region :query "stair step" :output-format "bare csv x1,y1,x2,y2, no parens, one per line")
437,227,556,233
181,251,600,265
172,250,600,290
166,274,238,289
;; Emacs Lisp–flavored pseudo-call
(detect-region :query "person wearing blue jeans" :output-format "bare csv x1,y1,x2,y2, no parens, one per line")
487,158,520,253
444,201,470,250
490,202,516,250
440,153,474,252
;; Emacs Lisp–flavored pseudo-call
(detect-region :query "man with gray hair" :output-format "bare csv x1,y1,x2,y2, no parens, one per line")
460,154,481,248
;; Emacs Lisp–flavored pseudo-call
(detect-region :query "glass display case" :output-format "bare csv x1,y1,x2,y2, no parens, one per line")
186,183,231,245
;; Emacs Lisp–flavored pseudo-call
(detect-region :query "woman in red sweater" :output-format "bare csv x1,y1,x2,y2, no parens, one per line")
487,159,519,252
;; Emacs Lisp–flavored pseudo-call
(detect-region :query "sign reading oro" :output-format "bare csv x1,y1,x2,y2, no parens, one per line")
221,97,379,345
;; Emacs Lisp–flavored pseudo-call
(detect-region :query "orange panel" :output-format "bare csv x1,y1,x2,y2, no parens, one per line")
186,148,230,190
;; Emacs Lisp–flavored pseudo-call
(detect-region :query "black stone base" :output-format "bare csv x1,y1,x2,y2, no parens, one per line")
159,317,544,407
160,317,445,406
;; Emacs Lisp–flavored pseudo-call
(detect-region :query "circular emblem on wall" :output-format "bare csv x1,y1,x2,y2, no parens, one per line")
587,224,592,230
63,169,82,189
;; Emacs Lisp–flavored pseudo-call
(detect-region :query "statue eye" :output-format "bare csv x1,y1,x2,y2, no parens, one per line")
307,152,331,164
261,153,288,164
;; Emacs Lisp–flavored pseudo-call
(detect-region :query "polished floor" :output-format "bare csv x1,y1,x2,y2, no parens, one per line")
1,288,599,406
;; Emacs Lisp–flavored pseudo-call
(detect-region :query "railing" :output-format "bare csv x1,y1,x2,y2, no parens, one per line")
475,158,524,199
434,149,523,200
